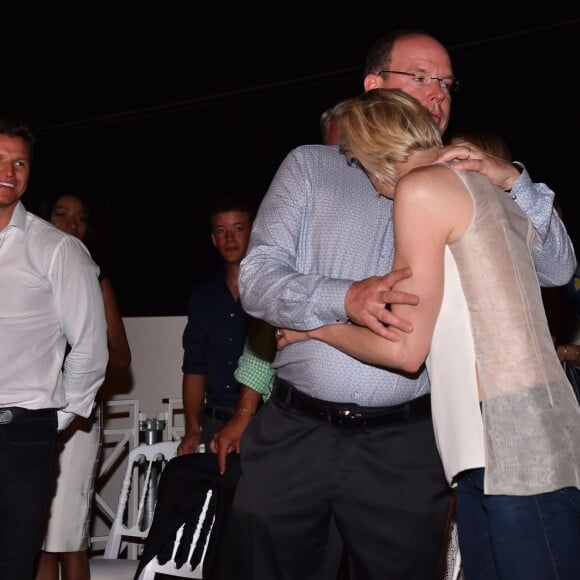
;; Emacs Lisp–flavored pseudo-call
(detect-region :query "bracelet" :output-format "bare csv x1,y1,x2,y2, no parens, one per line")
233,407,254,419
563,346,567,361
574,346,580,362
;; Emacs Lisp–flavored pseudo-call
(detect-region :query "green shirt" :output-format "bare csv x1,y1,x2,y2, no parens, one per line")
234,318,277,401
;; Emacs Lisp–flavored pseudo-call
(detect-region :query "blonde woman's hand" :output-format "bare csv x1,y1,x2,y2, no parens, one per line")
275,327,309,350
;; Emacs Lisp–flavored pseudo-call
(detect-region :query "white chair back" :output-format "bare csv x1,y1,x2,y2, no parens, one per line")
89,440,179,580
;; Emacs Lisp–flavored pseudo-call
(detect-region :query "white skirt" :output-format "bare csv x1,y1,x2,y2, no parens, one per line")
43,404,102,552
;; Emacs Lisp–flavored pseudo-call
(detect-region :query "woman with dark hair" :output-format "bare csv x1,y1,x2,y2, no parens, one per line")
35,194,131,580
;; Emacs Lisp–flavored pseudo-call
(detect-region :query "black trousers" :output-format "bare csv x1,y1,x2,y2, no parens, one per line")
233,393,450,580
0,409,58,579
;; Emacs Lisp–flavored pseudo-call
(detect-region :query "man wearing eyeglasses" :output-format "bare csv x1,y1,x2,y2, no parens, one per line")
232,29,576,580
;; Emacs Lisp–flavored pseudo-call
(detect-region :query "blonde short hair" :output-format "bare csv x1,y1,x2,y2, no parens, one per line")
340,88,442,186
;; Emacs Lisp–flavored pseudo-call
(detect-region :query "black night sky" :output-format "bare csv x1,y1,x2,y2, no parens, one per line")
3,3,578,316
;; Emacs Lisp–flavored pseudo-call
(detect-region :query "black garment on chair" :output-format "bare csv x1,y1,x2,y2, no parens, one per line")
133,452,241,580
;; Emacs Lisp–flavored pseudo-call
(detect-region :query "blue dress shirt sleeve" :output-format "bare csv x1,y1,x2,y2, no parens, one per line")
511,164,577,287
239,148,352,330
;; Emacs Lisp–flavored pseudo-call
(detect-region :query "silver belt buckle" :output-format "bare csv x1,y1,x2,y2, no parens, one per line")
332,408,364,425
338,409,354,419
0,409,14,424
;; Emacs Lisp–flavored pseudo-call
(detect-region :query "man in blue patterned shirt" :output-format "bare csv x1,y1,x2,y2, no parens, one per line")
233,29,576,580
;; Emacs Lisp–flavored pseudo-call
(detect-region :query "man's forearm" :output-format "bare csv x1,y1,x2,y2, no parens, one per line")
233,386,263,417
510,169,576,286
182,373,206,432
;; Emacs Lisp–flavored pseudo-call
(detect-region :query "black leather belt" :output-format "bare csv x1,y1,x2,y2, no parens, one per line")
272,378,430,427
0,407,57,425
204,406,234,423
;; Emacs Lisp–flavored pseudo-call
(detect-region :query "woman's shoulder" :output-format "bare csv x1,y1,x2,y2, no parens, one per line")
398,164,463,200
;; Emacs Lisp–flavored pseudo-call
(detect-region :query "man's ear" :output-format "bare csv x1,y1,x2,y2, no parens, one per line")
363,74,383,91
210,233,217,248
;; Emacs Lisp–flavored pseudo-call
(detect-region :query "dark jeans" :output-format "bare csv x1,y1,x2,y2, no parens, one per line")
456,467,580,580
0,409,58,579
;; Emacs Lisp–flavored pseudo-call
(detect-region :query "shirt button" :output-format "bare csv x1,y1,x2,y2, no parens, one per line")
225,384,231,390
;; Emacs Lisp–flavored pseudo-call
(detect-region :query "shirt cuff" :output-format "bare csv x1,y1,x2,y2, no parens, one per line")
57,410,75,431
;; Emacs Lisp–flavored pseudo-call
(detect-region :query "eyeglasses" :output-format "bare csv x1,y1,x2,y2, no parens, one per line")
378,70,460,92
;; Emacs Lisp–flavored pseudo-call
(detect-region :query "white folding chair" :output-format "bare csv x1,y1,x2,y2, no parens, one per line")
444,520,464,580
89,440,179,580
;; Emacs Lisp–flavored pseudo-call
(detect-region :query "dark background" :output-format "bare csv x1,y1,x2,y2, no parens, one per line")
3,3,578,316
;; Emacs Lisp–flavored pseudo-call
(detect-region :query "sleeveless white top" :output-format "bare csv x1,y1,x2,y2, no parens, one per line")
426,167,580,495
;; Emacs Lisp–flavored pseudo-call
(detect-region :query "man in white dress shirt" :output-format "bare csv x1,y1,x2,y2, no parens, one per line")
0,117,108,579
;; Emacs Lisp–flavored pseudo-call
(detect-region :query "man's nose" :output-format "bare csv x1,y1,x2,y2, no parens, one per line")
429,84,446,103
0,159,15,176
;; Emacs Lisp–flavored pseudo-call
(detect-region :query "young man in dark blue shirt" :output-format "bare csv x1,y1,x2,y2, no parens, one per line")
178,196,255,454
